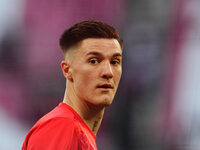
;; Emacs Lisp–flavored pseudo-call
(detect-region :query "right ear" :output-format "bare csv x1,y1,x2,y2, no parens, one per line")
61,60,73,81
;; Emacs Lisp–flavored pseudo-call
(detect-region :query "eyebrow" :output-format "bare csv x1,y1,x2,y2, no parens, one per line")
86,51,122,57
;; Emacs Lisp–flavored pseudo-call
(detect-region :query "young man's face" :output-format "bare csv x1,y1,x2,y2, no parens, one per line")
69,38,122,107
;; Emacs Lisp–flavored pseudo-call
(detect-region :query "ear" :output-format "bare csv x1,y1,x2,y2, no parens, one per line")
61,60,73,81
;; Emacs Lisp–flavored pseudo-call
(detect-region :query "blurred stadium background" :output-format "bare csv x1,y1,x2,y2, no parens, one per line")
0,0,200,150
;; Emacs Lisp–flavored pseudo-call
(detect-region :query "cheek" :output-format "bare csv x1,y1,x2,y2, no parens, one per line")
74,69,95,90
74,71,97,100
114,68,122,84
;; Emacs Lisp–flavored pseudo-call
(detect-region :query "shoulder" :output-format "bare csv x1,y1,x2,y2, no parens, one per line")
26,103,78,138
23,117,81,150
22,102,82,150
31,117,80,140
35,117,79,134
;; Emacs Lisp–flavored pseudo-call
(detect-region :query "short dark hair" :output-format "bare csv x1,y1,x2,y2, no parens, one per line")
59,20,123,54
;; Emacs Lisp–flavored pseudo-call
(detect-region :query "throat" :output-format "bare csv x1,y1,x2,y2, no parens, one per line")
82,107,105,135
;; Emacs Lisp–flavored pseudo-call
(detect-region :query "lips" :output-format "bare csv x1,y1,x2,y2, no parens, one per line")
97,83,113,89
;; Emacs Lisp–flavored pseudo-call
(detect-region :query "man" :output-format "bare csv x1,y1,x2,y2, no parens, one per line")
22,20,123,150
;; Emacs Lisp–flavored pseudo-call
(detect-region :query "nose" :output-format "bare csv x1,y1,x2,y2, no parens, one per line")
100,61,113,79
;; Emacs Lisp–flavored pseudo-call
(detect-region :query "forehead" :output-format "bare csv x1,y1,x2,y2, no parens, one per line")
77,38,122,56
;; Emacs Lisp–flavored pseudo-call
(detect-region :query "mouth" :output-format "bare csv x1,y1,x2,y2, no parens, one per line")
97,84,114,89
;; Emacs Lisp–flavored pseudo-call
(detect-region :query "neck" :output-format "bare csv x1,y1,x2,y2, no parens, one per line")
63,87,105,135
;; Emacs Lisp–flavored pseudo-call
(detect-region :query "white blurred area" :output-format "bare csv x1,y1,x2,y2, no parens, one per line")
0,108,27,150
166,1,200,149
0,0,25,38
0,0,28,150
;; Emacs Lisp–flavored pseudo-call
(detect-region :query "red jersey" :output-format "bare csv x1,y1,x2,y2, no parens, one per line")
22,102,97,150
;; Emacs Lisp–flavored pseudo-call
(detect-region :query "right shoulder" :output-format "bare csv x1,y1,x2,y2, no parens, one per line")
34,117,78,133
23,117,81,150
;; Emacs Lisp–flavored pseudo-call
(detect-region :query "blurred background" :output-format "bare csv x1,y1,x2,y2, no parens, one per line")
0,0,200,150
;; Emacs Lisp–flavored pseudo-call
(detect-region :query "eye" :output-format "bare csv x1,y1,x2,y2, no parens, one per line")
111,59,120,65
89,58,99,64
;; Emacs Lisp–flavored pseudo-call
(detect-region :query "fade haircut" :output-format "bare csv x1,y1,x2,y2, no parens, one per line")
59,20,123,55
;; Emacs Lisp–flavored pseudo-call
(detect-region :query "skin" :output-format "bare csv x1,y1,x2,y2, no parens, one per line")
61,38,122,135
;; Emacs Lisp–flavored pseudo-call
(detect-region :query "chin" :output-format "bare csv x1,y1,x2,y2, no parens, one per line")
85,94,114,107
96,96,113,107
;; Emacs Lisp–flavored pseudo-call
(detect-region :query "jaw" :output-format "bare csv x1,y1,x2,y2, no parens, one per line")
91,92,115,107
95,87,117,105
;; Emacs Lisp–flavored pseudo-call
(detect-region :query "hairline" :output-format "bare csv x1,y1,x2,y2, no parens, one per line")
62,37,122,61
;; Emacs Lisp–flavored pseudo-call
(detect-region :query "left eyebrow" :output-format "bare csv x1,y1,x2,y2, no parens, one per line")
86,51,103,57
86,51,122,58
112,53,122,57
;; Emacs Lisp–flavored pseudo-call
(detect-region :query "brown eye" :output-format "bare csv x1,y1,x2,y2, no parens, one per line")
111,59,120,65
89,59,98,64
